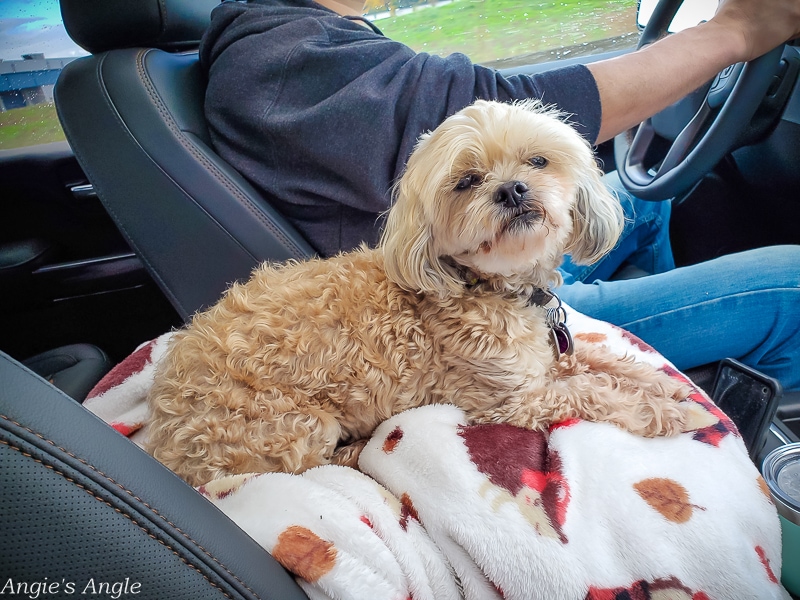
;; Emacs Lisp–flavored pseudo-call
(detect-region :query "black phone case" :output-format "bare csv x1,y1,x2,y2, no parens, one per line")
711,358,783,461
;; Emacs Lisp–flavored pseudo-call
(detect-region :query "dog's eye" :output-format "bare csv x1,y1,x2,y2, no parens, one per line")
528,156,548,168
455,174,480,191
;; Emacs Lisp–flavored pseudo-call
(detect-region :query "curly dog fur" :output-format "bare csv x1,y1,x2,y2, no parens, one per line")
147,100,689,487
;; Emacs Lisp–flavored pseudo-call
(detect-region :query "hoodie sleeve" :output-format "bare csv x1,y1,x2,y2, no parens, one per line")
200,0,603,255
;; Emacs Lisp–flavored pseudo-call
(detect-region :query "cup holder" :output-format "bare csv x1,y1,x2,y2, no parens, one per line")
762,441,800,597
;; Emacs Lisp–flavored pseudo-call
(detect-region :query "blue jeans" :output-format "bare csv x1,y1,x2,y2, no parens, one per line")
560,171,675,284
557,174,800,391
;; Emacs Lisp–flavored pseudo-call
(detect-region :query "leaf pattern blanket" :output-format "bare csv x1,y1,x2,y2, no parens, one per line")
84,306,788,600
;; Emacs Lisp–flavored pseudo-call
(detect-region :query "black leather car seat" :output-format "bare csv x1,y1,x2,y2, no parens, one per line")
55,0,314,322
21,343,112,402
0,350,309,599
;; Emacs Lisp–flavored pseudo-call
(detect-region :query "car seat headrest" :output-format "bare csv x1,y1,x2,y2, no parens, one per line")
60,0,221,54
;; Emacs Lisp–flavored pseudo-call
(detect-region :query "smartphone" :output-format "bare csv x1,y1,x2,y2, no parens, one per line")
711,358,783,461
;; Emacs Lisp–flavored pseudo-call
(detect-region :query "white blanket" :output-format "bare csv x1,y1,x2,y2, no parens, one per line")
84,307,787,600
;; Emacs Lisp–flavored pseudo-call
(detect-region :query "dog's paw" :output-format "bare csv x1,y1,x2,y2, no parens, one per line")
330,439,368,470
635,373,693,437
642,398,691,438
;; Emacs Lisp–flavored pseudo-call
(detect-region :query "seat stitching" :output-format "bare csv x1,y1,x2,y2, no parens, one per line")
58,54,189,318
135,49,310,259
0,413,262,599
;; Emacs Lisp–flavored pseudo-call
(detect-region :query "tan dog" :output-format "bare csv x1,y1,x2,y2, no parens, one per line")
147,100,688,487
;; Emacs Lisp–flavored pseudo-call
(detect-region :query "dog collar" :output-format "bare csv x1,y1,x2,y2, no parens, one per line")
451,262,574,357
528,288,574,357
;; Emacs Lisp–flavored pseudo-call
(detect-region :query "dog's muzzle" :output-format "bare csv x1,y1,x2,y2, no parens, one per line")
494,180,528,208
496,181,544,234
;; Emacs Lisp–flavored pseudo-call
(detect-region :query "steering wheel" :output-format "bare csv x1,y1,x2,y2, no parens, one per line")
613,0,785,200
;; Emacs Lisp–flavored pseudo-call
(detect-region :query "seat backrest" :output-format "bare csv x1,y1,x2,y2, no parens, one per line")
56,0,315,321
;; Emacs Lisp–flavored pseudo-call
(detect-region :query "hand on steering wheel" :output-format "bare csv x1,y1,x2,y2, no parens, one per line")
614,0,785,200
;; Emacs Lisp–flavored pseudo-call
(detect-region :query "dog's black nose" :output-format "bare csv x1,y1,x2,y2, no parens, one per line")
495,181,528,208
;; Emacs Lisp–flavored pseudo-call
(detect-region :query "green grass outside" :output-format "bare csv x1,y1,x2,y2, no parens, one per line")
0,103,66,150
373,0,638,65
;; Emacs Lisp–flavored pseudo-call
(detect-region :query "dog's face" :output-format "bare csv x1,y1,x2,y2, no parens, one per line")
381,100,623,296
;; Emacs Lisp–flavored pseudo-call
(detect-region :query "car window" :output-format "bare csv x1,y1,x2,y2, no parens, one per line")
365,0,640,69
0,0,86,150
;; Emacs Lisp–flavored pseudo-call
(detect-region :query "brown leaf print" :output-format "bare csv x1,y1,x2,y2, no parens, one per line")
574,332,607,344
757,476,772,501
272,525,337,582
383,426,404,453
399,492,420,531
633,478,704,524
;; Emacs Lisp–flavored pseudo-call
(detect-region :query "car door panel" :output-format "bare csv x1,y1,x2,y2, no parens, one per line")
0,141,180,363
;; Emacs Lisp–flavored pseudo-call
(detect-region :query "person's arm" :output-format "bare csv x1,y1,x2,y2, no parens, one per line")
589,0,800,143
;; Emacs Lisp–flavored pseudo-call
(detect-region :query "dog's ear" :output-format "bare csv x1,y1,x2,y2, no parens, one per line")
381,176,464,297
565,165,624,265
